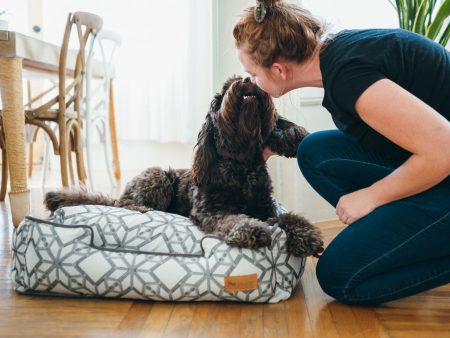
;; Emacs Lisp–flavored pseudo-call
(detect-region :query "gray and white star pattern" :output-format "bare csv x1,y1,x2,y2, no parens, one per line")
12,204,306,303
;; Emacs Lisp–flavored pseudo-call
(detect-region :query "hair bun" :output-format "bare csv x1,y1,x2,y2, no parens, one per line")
254,0,282,23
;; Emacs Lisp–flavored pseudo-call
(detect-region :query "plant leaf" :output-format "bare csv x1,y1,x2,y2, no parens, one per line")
438,21,450,46
413,0,432,35
427,0,450,40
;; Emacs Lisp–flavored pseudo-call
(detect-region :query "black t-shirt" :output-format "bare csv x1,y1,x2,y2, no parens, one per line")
320,28,450,151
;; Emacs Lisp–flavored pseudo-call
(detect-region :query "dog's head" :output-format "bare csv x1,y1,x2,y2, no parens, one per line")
192,75,277,186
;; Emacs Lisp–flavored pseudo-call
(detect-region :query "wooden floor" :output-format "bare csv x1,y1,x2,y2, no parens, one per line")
1,183,449,337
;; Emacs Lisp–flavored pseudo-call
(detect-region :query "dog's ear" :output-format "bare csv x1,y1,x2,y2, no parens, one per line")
209,93,222,114
191,114,218,186
209,75,242,113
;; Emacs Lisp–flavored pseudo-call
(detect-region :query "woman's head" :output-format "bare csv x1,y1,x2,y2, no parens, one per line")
233,0,325,69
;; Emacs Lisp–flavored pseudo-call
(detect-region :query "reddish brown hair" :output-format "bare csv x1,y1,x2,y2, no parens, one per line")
233,0,325,68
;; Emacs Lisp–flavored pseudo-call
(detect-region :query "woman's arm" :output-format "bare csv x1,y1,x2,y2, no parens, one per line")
336,78,450,224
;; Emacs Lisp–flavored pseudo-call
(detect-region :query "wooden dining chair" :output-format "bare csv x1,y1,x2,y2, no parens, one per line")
0,11,103,200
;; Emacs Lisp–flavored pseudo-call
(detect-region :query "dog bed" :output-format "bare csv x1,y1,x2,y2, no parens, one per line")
12,203,306,303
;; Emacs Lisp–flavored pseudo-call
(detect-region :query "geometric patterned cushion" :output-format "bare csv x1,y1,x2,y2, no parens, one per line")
12,204,306,303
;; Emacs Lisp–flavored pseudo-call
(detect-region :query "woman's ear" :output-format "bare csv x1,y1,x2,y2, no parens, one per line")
271,61,289,80
191,114,218,186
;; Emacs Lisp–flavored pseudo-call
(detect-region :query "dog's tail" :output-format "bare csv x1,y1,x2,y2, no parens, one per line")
44,190,117,213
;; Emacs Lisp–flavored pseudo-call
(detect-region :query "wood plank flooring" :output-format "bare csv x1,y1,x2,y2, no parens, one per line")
1,185,449,337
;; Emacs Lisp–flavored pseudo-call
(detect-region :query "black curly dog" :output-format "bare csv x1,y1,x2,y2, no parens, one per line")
45,75,324,257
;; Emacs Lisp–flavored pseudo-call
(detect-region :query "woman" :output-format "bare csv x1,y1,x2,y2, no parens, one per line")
233,0,450,305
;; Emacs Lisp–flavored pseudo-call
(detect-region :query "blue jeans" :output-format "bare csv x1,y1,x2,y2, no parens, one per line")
297,130,450,305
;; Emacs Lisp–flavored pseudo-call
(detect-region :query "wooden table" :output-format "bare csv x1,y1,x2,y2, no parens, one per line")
0,30,120,227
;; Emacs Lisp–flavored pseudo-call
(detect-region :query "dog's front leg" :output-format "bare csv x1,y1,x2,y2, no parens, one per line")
192,212,273,249
265,116,309,157
267,212,324,257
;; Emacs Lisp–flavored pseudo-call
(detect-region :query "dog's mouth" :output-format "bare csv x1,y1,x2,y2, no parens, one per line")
241,82,259,104
243,94,257,103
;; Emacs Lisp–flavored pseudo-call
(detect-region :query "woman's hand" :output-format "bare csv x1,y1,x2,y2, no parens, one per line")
336,188,380,225
263,147,278,161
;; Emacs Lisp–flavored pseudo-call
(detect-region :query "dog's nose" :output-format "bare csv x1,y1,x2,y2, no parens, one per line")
244,77,251,83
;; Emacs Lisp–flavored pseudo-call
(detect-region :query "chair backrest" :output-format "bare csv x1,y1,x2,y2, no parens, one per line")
95,29,122,80
85,28,121,119
34,11,103,118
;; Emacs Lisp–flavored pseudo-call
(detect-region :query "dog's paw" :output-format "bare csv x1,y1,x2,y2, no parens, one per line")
286,227,324,257
225,221,272,249
274,212,324,258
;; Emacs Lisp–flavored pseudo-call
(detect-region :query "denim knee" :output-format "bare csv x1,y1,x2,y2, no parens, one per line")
316,249,353,304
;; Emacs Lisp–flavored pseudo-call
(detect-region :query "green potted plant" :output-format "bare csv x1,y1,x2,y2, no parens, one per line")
0,10,8,31
389,0,450,47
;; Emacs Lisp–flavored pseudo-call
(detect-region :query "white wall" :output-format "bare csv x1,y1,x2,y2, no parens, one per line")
212,0,254,90
301,0,398,31
0,1,28,33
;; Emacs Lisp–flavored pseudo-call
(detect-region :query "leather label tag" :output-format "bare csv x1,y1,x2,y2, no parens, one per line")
224,273,258,292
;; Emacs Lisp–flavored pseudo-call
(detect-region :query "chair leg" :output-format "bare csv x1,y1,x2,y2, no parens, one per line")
28,143,34,178
85,114,95,189
67,133,75,186
27,125,40,179
109,79,121,182
58,119,69,187
1,148,8,202
102,119,116,187
74,126,87,187
40,133,52,188
70,122,87,189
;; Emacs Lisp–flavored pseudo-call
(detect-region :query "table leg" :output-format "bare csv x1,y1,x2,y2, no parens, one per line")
0,57,30,228
108,79,121,181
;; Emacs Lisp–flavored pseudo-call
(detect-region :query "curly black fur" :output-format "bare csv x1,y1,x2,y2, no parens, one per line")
44,76,324,257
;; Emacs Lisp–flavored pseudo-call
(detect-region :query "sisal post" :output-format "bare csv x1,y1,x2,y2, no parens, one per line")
0,58,30,227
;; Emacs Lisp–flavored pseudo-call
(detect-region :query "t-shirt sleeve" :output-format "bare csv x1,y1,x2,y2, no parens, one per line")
331,61,386,116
